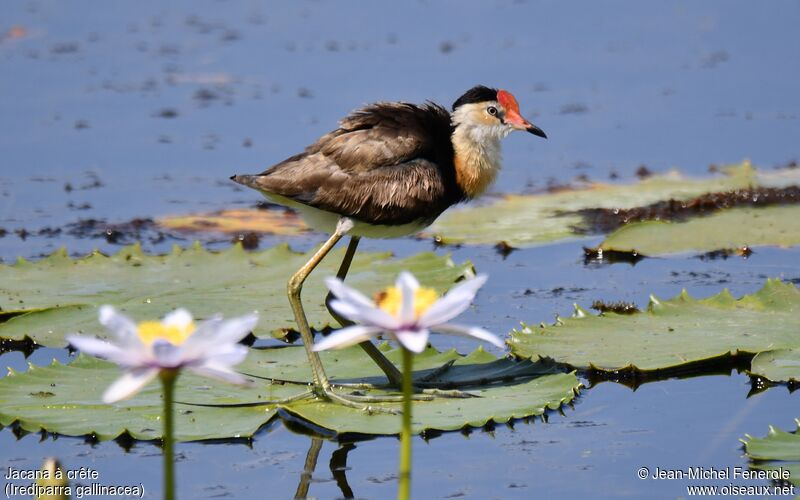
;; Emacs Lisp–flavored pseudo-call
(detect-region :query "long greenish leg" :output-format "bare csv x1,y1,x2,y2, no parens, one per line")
323,233,471,401
285,219,399,414
287,228,345,389
326,236,404,387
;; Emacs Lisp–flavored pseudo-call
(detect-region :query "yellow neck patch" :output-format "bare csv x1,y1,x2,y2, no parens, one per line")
137,321,196,346
376,286,439,319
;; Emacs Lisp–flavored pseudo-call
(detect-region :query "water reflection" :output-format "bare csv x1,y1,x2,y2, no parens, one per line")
293,437,323,499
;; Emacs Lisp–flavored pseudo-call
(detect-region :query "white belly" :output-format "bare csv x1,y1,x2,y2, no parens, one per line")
260,192,429,239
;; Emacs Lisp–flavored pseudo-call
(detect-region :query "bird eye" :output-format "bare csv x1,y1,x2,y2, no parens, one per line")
487,106,498,116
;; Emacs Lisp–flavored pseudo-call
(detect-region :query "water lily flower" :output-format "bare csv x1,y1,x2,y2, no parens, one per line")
67,306,258,403
314,271,504,353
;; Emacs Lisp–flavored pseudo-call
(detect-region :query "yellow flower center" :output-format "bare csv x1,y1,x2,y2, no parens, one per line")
137,321,196,346
375,286,439,319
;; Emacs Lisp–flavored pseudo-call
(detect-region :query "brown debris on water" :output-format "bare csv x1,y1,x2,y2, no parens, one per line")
591,300,639,315
545,178,574,193
577,186,800,234
494,241,516,257
232,231,260,250
697,246,753,261
582,246,643,266
65,218,167,245
158,209,306,236
635,165,652,179
155,108,179,119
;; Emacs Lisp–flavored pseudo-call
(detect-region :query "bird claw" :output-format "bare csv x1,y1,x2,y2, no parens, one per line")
420,388,479,399
320,387,401,414
326,357,478,400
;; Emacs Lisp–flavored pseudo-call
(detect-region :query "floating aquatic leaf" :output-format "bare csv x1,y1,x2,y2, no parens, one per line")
0,345,580,441
742,420,800,487
426,161,800,247
0,354,281,442
0,244,472,347
282,347,579,435
749,348,800,383
510,279,800,373
594,205,800,257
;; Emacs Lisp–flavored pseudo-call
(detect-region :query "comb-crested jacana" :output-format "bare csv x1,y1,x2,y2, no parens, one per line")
232,85,546,410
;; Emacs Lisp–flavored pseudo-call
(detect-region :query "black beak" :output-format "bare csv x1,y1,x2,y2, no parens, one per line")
526,124,547,139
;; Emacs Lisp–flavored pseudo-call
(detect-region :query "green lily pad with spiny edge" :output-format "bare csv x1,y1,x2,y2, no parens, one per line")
0,354,285,442
425,161,800,247
594,205,800,257
742,420,800,487
509,279,800,374
0,345,581,441
749,348,800,383
281,347,581,435
0,243,472,347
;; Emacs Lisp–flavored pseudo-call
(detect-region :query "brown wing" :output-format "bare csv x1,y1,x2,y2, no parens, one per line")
233,102,462,225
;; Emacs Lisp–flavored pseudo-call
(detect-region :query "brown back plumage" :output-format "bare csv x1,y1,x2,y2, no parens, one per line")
232,102,465,226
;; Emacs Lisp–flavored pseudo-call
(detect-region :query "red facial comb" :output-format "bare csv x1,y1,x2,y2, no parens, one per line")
497,90,520,114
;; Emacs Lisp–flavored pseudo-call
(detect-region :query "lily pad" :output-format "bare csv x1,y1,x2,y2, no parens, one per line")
742,420,800,487
158,208,308,235
426,161,800,247
509,279,800,374
282,348,580,435
0,355,283,442
750,348,800,383
0,244,472,347
0,345,581,441
595,205,800,256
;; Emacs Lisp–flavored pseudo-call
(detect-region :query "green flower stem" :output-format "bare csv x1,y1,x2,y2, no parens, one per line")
398,347,413,500
160,369,179,500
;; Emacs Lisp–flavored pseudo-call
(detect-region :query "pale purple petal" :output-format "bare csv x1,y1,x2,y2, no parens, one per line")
102,367,159,403
326,299,363,320
188,314,257,346
394,328,429,353
325,277,375,308
185,316,223,341
189,364,250,385
181,335,247,365
395,271,420,291
203,344,249,367
98,305,139,344
397,272,418,325
66,334,145,366
180,333,240,362
312,325,383,351
435,323,505,349
162,308,194,330
212,314,258,343
151,341,184,368
328,299,399,330
419,275,487,327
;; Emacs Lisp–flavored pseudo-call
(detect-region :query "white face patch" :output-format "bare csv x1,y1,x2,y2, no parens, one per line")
451,102,515,141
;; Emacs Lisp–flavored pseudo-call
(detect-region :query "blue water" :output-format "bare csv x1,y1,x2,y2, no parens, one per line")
1,1,799,498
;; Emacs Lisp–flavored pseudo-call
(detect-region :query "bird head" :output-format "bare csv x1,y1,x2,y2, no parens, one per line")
451,85,546,140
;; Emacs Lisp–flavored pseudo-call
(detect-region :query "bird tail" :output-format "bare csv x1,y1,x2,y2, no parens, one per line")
230,174,261,189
